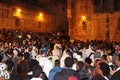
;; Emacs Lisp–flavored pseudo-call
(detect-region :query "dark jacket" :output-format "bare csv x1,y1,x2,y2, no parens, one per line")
17,59,31,79
53,68,81,80
77,67,89,80
111,70,120,80
90,74,106,80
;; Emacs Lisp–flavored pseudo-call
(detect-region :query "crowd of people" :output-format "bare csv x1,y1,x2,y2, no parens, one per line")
0,28,120,80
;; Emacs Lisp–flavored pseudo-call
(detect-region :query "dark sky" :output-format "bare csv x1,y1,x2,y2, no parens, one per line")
18,0,67,7
0,0,67,12
0,0,67,6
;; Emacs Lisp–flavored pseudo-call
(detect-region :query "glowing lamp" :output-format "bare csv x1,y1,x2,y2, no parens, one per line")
17,8,21,13
82,16,86,21
38,13,43,22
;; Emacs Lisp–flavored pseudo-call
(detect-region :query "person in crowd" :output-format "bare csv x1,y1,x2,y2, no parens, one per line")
12,50,22,79
91,62,110,80
49,59,61,80
30,45,38,59
30,65,43,80
60,44,72,68
72,58,78,70
52,39,62,65
76,61,89,80
25,45,33,59
112,43,119,65
101,55,108,62
1,29,120,80
5,60,20,80
23,59,48,80
84,57,94,78
91,74,107,80
40,45,47,57
23,59,39,80
1,48,14,63
0,62,10,80
82,44,94,62
73,52,83,61
53,57,80,80
17,52,32,79
0,59,19,80
36,52,53,77
92,59,100,77
94,51,101,59
111,54,120,80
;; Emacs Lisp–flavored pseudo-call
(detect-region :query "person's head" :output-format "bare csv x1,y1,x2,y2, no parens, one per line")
66,49,72,55
32,65,43,78
55,59,60,66
24,52,30,60
17,52,23,59
99,62,110,77
116,54,120,67
73,58,78,63
101,55,107,61
29,59,39,71
5,60,14,74
7,49,14,58
85,57,92,66
77,52,82,57
96,62,110,77
65,44,69,49
76,61,84,70
93,59,100,67
65,57,74,67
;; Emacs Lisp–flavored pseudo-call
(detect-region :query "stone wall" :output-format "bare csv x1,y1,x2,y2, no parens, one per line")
0,3,68,33
68,0,120,41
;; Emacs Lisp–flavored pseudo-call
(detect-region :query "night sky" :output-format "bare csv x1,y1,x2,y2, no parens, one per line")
0,0,120,12
0,0,67,7
0,0,67,12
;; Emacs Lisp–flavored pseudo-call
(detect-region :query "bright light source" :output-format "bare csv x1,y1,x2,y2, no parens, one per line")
82,16,86,21
17,8,21,13
38,13,44,22
39,13,43,17
13,8,21,17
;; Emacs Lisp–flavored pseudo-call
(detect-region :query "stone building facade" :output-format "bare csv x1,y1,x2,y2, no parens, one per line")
1,0,120,41
67,0,120,41
0,1,68,32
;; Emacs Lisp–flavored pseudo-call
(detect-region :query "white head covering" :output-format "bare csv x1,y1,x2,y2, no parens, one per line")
13,49,18,58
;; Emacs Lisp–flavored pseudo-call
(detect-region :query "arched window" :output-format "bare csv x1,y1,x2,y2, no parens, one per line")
15,17,20,26
82,21,87,30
